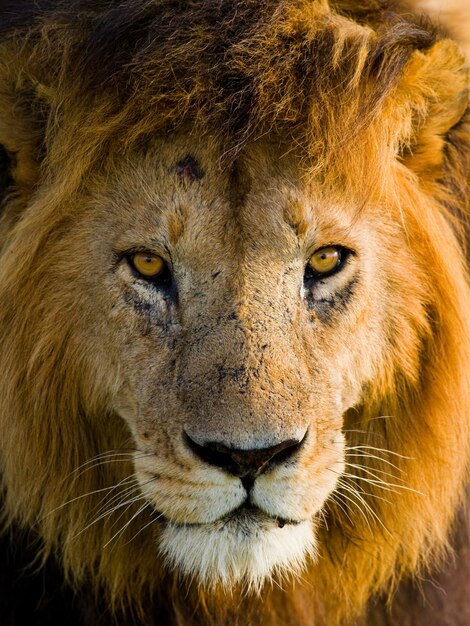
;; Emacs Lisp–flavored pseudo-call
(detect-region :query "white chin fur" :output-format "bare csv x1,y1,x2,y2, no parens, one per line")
158,512,316,592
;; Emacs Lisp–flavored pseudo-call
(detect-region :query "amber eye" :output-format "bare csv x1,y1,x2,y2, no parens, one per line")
306,246,344,278
131,252,166,278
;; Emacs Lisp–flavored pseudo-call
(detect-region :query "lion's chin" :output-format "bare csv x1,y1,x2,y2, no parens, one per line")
158,508,316,592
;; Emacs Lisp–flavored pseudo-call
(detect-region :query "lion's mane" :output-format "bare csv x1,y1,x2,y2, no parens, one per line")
0,1,470,624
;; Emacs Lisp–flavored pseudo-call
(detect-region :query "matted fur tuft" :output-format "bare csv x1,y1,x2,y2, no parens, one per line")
1,1,470,625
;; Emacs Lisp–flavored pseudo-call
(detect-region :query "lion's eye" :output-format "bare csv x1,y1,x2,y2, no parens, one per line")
305,246,346,280
130,252,167,280
132,252,165,277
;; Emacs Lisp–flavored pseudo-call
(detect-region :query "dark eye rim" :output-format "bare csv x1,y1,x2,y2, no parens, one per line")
124,251,173,286
304,246,353,282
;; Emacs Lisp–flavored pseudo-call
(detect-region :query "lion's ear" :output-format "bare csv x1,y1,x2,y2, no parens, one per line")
0,71,49,203
397,39,469,184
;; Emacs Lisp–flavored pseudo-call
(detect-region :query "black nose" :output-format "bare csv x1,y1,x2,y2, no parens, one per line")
183,431,305,486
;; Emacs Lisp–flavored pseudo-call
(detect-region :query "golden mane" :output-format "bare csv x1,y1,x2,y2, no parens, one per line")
0,1,470,624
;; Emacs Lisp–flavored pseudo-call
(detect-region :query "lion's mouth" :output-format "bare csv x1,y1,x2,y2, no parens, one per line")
162,502,302,530
157,501,316,590
218,503,302,529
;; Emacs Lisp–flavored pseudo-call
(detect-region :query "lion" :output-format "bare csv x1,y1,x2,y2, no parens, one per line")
0,1,470,625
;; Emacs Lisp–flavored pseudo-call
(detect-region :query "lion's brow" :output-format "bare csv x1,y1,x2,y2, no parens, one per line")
283,202,309,238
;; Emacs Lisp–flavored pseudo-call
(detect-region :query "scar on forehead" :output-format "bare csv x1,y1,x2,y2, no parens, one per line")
283,201,309,238
175,155,204,182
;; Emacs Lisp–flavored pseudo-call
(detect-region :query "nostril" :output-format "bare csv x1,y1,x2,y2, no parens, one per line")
183,430,307,478
183,433,240,474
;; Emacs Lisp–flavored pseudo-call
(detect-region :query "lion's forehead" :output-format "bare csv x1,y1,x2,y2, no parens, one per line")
96,135,369,267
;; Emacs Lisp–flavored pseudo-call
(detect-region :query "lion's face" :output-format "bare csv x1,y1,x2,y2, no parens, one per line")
60,133,409,589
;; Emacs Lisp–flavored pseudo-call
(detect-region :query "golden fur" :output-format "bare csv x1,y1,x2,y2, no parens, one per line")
0,1,470,624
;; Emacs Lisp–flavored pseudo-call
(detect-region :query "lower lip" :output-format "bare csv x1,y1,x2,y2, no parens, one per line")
153,504,300,529
219,504,300,529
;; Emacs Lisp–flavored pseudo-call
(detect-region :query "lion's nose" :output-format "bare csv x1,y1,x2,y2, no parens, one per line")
183,431,306,489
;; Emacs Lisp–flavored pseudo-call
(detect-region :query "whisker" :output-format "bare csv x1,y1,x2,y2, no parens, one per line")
336,479,393,537
66,495,143,543
317,508,329,531
344,451,403,472
91,473,159,523
345,445,413,460
331,488,373,531
103,501,151,549
324,442,406,472
42,475,138,518
341,472,423,496
105,491,150,533
90,481,143,520
342,429,385,439
64,450,137,480
329,469,394,505
68,474,161,543
67,452,154,483
344,461,405,482
327,492,355,526
123,511,164,546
